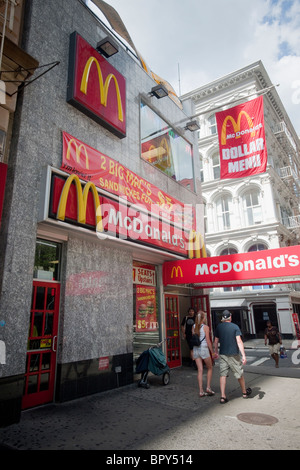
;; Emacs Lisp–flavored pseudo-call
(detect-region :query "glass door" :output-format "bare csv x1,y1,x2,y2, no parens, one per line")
165,294,181,368
22,281,60,410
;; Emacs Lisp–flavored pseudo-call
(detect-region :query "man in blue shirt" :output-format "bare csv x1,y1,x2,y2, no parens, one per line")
214,310,252,404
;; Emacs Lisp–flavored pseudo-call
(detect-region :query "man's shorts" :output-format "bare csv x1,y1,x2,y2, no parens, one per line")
219,354,243,379
269,343,280,355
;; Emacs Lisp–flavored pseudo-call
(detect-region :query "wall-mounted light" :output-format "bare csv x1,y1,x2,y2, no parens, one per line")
184,120,200,132
96,36,119,58
150,84,168,99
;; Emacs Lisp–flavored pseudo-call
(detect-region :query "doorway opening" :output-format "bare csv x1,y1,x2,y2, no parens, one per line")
253,303,278,338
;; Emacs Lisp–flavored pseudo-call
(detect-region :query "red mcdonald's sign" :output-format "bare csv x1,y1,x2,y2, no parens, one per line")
216,96,267,179
163,245,300,287
67,32,126,138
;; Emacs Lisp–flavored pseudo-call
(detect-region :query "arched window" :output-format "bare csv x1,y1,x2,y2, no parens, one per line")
216,194,232,231
248,243,267,252
220,248,241,292
243,190,262,225
248,243,272,289
220,247,237,256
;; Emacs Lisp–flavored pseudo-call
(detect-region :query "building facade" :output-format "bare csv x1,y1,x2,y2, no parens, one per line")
0,0,205,426
182,62,300,340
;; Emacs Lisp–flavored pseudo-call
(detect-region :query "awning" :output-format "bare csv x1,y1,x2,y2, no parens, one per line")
210,299,247,309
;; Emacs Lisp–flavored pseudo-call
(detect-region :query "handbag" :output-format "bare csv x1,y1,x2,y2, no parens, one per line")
190,332,206,348
190,334,201,347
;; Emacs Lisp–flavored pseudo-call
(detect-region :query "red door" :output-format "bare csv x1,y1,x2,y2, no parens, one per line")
165,294,181,368
22,281,60,410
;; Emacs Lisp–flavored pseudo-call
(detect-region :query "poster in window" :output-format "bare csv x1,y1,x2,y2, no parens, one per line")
136,286,158,332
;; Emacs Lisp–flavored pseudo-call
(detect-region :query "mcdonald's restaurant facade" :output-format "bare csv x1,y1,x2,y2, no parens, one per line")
0,0,206,426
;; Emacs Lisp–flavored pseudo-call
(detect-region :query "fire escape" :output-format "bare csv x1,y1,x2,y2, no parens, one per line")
274,121,300,232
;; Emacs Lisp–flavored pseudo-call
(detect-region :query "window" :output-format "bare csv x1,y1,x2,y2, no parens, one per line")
199,156,204,183
208,115,217,135
248,243,267,252
243,190,262,225
216,195,232,231
220,248,241,292
34,239,61,281
212,154,220,180
140,102,195,191
248,243,272,289
203,202,207,233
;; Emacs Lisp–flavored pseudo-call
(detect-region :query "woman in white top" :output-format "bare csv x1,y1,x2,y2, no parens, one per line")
193,311,215,397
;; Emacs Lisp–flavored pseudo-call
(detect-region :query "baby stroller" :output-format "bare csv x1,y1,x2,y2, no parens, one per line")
136,338,170,388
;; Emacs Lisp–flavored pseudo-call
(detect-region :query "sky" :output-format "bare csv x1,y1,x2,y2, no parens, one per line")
87,0,300,136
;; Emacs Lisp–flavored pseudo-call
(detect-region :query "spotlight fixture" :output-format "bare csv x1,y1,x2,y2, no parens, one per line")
150,84,169,99
96,36,119,58
185,120,200,132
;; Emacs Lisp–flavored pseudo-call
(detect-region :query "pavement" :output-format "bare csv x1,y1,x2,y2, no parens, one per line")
0,339,299,453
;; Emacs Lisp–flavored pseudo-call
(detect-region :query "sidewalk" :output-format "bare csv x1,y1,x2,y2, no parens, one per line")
0,348,299,451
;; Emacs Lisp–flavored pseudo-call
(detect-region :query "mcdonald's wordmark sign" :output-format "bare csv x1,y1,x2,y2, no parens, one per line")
67,32,126,138
163,245,300,287
216,96,267,179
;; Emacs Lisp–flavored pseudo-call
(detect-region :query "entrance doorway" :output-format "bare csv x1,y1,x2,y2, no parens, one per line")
253,303,278,338
22,281,60,409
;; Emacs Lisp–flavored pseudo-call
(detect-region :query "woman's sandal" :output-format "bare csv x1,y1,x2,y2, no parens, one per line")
242,387,252,399
206,388,215,396
199,391,206,397
220,397,228,404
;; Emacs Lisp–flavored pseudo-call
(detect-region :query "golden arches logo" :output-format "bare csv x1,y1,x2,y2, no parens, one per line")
57,174,103,232
66,139,89,170
221,111,255,145
159,137,171,168
171,266,183,278
188,230,206,259
80,57,124,122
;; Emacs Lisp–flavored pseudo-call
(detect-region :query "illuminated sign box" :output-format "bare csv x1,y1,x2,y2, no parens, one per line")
67,32,126,138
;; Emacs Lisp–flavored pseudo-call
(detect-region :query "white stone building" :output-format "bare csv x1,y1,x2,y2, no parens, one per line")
182,61,300,340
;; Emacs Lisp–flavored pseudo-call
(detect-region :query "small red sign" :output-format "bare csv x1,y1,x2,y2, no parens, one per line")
98,356,109,371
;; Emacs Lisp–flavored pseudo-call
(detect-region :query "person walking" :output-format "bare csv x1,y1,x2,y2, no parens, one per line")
193,311,215,397
181,308,196,367
213,310,252,404
264,320,282,368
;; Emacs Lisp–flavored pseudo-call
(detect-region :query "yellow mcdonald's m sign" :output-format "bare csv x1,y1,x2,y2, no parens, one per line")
80,56,124,122
171,266,183,279
57,174,103,232
221,111,255,145
67,32,126,139
188,230,207,259
66,139,90,170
